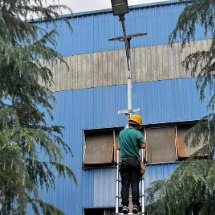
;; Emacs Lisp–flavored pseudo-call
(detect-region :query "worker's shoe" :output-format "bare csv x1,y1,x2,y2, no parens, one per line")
122,206,129,214
132,204,139,214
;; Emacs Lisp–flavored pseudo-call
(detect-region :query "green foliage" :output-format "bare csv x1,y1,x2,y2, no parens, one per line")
169,0,215,107
0,0,76,214
147,0,215,214
147,158,215,215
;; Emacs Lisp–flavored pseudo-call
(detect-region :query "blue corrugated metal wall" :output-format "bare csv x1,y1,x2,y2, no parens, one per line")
52,77,208,130
38,1,211,57
28,77,210,215
92,163,179,208
27,2,214,214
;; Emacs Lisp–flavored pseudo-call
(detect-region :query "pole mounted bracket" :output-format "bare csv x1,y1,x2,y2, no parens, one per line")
108,33,147,42
118,108,140,115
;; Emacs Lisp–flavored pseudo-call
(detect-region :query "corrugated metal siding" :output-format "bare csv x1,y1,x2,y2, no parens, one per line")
94,168,116,207
28,78,210,215
144,163,179,205
49,39,211,92
34,164,178,213
133,79,209,124
37,3,210,57
145,163,179,189
92,163,179,208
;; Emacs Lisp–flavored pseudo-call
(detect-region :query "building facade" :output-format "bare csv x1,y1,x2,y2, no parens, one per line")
31,1,212,214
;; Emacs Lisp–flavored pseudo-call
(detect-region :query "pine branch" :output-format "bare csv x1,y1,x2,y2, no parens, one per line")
0,0,75,214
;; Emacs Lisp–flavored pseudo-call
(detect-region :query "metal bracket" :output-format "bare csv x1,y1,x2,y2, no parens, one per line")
118,108,140,115
108,33,147,42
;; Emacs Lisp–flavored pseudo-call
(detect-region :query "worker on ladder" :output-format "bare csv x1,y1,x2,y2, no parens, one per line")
119,115,146,214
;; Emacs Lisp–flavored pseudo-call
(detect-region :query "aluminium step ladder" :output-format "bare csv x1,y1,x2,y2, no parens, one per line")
115,149,145,215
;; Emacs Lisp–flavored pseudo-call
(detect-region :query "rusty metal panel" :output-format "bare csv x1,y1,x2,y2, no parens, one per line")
83,131,114,164
146,127,176,163
47,40,211,92
177,124,206,158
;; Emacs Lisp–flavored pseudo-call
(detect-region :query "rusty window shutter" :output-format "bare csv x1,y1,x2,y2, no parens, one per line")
83,131,114,165
146,127,176,163
177,124,206,158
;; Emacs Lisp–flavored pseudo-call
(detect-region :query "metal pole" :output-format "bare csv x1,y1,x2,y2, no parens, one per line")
119,15,132,119
141,149,145,214
127,39,132,119
116,149,120,214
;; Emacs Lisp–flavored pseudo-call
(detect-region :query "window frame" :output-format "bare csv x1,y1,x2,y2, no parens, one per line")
176,123,208,160
83,128,123,169
83,121,204,169
145,125,177,164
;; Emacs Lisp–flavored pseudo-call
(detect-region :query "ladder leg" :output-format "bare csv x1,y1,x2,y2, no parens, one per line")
141,149,145,215
116,149,119,214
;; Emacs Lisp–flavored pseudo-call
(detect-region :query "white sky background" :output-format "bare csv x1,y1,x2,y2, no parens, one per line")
48,0,167,14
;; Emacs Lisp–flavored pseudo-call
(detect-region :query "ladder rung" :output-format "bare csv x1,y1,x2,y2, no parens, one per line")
117,178,143,181
116,213,144,215
116,195,144,199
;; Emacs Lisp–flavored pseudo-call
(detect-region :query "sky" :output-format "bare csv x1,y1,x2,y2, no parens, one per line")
48,0,167,14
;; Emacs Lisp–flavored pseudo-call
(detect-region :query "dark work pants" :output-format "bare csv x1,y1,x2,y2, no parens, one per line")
120,158,140,207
